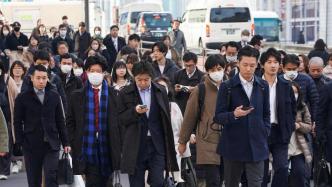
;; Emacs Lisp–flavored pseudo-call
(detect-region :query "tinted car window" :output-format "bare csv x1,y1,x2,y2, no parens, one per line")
120,13,128,24
210,8,250,23
143,13,172,27
130,11,142,23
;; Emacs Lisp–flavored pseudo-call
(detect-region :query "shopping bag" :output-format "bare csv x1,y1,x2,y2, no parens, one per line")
57,152,74,185
179,157,197,187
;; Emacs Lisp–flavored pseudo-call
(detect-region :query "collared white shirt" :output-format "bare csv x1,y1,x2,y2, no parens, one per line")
239,74,254,99
263,75,278,124
187,68,196,79
112,37,118,51
138,84,152,136
159,64,165,74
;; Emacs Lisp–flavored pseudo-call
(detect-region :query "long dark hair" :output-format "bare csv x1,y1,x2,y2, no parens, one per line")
10,60,27,79
154,75,174,102
291,82,305,110
111,61,131,83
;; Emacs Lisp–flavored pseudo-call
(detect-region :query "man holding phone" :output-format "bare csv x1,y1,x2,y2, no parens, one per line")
214,46,271,187
117,61,178,187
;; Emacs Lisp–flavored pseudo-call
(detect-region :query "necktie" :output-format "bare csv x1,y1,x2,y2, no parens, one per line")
113,39,118,52
37,90,44,104
93,88,100,138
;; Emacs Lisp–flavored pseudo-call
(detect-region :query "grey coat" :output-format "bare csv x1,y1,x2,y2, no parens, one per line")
168,29,187,55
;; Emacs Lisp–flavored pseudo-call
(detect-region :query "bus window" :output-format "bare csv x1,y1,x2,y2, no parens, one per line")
120,13,128,25
210,8,251,23
130,11,142,24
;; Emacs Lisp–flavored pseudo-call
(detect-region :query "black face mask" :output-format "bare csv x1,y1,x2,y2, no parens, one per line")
13,27,20,32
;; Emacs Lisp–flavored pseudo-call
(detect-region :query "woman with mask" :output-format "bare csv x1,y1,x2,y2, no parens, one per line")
92,26,103,42
84,39,110,64
155,75,191,185
0,25,10,51
178,54,227,187
288,82,313,187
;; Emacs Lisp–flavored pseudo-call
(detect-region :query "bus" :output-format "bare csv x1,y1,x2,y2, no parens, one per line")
180,0,254,50
253,11,281,42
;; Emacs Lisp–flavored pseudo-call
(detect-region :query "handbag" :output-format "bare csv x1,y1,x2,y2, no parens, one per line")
179,157,197,187
57,152,74,185
164,172,176,187
315,142,332,187
112,170,122,187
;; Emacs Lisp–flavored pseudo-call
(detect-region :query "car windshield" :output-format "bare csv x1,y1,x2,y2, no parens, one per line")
130,12,142,23
143,13,172,27
210,7,251,23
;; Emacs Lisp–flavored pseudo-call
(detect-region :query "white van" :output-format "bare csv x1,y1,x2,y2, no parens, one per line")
180,0,254,50
119,2,163,40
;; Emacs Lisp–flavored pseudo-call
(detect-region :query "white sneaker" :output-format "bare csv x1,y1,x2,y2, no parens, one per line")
11,164,19,174
16,160,23,171
0,175,8,180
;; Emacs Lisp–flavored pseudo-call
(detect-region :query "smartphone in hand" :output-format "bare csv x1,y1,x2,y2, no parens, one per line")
139,105,147,109
242,106,254,111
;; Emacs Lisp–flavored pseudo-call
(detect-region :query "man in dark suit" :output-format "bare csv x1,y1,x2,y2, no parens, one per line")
260,48,297,187
66,55,120,186
103,25,126,71
14,65,70,187
73,22,91,60
52,24,74,54
214,46,270,187
117,61,178,187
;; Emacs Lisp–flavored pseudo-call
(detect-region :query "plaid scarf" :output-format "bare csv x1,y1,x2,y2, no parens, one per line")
82,80,112,176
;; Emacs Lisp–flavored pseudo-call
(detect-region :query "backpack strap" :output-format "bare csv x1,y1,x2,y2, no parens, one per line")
197,82,206,122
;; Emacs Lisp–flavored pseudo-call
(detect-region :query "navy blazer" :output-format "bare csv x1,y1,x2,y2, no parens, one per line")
214,74,270,162
316,82,332,162
14,83,69,151
269,77,297,144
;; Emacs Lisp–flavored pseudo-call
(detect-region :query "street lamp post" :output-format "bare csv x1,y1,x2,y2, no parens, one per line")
85,0,89,31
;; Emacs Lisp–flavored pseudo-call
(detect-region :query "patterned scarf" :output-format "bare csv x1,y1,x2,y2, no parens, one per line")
82,80,112,176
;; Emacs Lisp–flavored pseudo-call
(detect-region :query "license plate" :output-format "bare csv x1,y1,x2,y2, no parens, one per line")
154,32,164,37
226,29,235,35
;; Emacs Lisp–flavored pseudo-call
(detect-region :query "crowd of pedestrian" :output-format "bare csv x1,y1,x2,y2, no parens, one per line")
1,13,332,187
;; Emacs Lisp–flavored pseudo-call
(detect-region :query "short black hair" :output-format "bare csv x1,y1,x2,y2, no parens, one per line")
120,46,137,56
162,35,171,42
74,58,84,68
283,54,300,67
205,54,226,71
132,60,154,78
154,75,174,101
110,25,119,30
237,46,260,62
128,34,141,42
249,35,263,46
152,42,168,56
58,24,67,30
260,48,281,65
127,53,139,64
32,64,48,75
84,55,107,71
225,41,239,51
62,15,68,20
59,53,72,62
111,61,131,83
314,39,327,51
183,52,198,64
57,41,69,49
33,50,50,62
38,41,52,51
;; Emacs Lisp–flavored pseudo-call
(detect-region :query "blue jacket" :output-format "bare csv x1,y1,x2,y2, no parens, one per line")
316,82,332,162
269,77,297,144
280,73,319,122
214,74,270,162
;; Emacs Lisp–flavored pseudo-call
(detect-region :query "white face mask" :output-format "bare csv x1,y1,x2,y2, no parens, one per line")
285,70,298,80
226,55,237,63
3,30,9,36
43,64,49,69
294,93,299,101
60,64,72,74
73,68,83,77
241,36,249,42
88,72,104,86
95,31,101,35
59,30,67,37
209,71,224,82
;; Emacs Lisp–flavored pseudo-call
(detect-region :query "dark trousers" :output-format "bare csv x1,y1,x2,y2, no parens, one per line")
224,158,264,187
24,142,59,187
289,154,307,187
201,164,222,187
85,164,109,187
129,138,165,187
262,143,289,187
